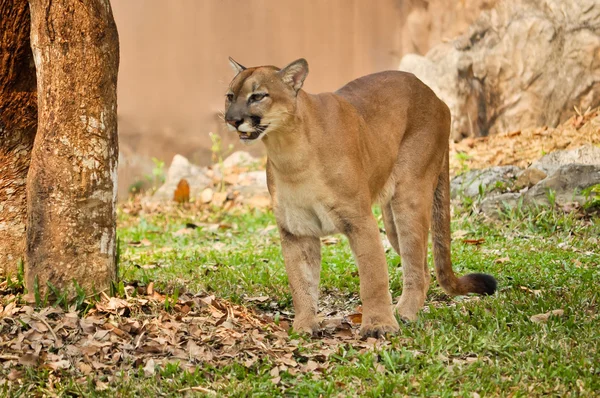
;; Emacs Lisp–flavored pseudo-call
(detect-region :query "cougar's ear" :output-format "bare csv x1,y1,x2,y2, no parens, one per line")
229,57,246,75
278,58,309,93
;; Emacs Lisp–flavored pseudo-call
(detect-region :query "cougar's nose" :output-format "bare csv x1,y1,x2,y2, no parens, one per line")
226,117,243,129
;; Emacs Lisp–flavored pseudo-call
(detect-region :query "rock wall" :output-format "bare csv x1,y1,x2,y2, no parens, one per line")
400,0,600,141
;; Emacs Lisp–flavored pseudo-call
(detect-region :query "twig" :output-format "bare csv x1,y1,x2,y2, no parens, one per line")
177,386,217,395
31,313,59,342
86,287,109,300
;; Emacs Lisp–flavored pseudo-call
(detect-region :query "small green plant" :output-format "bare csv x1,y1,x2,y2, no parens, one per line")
164,287,180,312
455,152,472,175
144,157,166,192
209,131,234,192
46,281,69,309
546,188,557,208
582,184,600,209
33,276,48,308
4,259,25,293
72,280,88,311
112,280,126,297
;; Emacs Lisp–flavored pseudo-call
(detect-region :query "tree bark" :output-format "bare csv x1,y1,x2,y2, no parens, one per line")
0,1,37,277
26,0,119,296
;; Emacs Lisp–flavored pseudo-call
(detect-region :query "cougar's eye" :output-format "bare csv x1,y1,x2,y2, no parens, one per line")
225,93,234,102
249,93,268,103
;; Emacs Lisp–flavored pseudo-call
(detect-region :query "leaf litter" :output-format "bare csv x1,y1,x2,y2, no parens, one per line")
0,280,388,390
449,107,600,175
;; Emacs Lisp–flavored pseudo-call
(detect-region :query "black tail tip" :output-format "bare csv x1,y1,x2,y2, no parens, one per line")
462,273,497,295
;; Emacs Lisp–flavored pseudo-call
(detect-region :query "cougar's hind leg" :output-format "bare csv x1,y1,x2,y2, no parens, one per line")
390,181,434,322
384,200,431,295
390,124,444,321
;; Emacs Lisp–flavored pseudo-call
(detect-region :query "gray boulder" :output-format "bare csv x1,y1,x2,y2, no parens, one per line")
530,145,600,176
524,164,600,206
451,166,521,198
480,193,521,217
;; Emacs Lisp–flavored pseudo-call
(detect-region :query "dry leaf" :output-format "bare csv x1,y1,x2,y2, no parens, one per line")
144,358,156,376
46,359,70,370
452,230,470,239
346,313,362,325
212,192,228,206
530,309,565,323
173,178,190,203
463,238,485,245
244,296,270,303
18,353,39,366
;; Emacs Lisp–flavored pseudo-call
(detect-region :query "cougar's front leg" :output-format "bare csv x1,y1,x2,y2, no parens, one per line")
344,215,399,338
278,227,322,334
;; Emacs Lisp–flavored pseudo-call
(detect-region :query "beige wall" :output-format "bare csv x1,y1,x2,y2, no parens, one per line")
113,0,404,193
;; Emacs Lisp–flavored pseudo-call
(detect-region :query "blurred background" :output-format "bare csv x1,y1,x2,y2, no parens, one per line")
112,0,496,196
112,0,599,197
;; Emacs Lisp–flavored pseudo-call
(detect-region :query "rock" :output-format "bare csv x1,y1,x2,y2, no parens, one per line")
524,164,600,206
480,192,521,217
200,188,214,204
237,171,267,188
450,166,521,198
399,0,600,141
221,151,259,169
396,0,497,57
514,168,547,190
152,154,211,201
530,145,600,175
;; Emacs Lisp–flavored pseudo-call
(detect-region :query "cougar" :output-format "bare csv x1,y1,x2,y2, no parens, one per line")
224,58,496,337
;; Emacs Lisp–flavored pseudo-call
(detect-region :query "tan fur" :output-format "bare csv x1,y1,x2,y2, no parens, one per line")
225,59,497,337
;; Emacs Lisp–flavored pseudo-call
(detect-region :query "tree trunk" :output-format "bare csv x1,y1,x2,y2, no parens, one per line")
0,1,37,277
26,0,119,296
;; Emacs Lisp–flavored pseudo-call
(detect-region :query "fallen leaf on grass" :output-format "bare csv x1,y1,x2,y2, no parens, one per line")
244,296,270,303
346,313,362,325
452,230,470,239
46,359,71,370
18,353,39,366
520,286,542,296
128,239,152,247
144,358,156,376
530,309,564,323
212,192,228,207
463,238,485,245
494,256,510,264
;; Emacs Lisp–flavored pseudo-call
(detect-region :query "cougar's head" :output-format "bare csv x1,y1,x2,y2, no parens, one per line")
224,58,309,145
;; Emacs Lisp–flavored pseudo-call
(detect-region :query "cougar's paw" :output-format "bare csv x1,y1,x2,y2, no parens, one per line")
394,305,419,323
394,294,424,322
292,317,321,337
359,314,400,339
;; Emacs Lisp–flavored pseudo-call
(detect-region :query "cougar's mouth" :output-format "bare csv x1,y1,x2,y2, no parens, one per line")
237,124,269,142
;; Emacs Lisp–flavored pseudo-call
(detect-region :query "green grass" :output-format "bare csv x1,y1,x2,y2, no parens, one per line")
3,202,600,397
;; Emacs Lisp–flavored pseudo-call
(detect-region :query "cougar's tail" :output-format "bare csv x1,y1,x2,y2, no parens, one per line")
432,151,497,296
